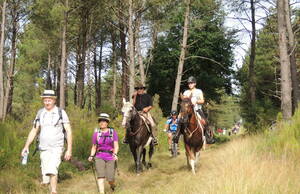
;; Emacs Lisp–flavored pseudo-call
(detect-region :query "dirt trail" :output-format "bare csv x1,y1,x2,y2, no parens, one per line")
59,145,217,194
58,137,300,194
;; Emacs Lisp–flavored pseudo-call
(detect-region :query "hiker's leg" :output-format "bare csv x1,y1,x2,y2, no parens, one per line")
40,148,63,190
106,160,116,191
49,174,58,193
167,132,172,149
95,158,106,193
146,112,158,144
97,178,105,194
41,174,50,184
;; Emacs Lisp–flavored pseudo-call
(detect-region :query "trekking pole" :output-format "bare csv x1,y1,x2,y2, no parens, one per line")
115,160,120,176
91,160,100,193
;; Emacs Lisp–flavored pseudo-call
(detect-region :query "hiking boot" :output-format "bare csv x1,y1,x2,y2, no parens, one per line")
110,184,116,191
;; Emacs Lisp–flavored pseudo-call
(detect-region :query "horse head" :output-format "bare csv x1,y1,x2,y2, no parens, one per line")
179,93,194,124
121,98,137,128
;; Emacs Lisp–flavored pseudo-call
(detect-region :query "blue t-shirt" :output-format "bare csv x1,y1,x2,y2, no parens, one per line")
166,118,178,132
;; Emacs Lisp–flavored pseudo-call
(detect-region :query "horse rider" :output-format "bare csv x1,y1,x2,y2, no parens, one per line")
164,110,179,151
173,76,207,142
123,83,158,145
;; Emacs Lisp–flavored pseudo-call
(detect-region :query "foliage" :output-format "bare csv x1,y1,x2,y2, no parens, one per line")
208,90,241,129
147,0,236,115
263,107,300,158
237,14,280,132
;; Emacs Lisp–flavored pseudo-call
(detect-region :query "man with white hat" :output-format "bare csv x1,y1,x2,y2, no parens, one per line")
21,90,72,194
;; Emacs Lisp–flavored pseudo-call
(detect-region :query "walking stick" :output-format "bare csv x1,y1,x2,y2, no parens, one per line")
91,161,100,193
115,160,120,176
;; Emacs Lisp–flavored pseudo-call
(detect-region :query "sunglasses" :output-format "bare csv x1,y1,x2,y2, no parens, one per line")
135,87,145,90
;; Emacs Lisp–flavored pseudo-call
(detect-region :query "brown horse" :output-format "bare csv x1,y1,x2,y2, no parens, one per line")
179,95,205,174
121,98,154,174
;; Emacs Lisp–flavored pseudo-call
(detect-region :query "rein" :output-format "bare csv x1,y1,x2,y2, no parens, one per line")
128,109,148,137
181,100,203,139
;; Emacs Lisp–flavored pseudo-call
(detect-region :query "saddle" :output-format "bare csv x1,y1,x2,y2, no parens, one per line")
138,112,152,133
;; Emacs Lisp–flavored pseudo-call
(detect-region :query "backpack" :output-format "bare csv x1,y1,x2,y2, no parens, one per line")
94,127,115,154
33,107,67,155
95,127,114,144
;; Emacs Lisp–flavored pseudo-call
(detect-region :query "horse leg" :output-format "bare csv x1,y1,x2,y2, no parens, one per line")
136,146,144,174
195,151,200,164
130,145,138,173
142,148,147,168
185,144,196,174
148,143,154,168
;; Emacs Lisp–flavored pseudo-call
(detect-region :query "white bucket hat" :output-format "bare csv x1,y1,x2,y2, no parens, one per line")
98,113,110,122
40,90,57,99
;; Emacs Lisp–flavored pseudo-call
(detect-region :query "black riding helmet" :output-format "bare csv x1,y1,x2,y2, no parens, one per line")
171,110,178,116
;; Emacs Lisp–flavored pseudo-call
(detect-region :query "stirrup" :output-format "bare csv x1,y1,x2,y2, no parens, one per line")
152,138,158,145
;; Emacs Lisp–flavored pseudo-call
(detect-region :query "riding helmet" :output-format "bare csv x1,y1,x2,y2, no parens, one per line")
171,110,178,116
187,76,196,83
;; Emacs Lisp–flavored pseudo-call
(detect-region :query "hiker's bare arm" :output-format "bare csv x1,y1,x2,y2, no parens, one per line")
113,141,119,160
88,145,97,162
21,126,40,155
64,123,72,161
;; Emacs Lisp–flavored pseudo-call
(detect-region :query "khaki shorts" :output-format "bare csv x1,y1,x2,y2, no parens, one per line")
40,147,63,177
95,158,116,181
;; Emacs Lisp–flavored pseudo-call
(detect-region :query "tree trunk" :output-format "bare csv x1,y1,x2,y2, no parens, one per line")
59,0,68,109
75,6,88,108
94,36,103,111
128,0,135,102
135,15,146,85
4,1,17,116
249,0,256,106
0,0,7,120
46,51,52,89
277,0,292,119
110,30,117,107
284,0,300,112
119,0,128,100
171,0,190,111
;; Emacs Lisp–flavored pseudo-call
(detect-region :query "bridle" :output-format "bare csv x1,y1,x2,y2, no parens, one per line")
180,98,202,139
123,105,145,136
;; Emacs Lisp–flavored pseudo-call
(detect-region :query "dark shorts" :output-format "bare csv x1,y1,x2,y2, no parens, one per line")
95,158,116,181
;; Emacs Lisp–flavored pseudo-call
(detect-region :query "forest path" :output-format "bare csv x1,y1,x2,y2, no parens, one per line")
58,136,300,194
59,143,218,194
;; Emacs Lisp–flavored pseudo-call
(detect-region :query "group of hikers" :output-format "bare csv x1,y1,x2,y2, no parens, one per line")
20,76,208,194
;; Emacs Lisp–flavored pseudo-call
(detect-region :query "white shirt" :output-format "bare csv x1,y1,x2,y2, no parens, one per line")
183,88,203,111
34,106,70,150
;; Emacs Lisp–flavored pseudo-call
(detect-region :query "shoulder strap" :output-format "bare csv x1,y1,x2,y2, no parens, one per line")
96,128,101,144
34,108,44,128
109,128,114,139
58,108,63,120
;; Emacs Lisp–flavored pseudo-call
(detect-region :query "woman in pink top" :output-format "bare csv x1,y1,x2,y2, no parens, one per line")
88,113,119,194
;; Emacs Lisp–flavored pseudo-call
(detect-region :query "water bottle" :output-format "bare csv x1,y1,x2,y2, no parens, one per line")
21,151,29,165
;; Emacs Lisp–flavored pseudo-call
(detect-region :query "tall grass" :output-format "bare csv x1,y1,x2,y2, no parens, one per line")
263,108,300,159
